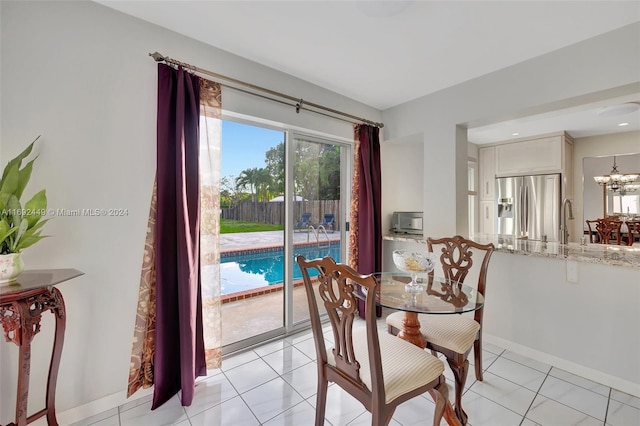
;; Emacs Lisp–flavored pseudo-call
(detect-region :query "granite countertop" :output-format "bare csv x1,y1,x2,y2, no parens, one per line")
383,233,640,269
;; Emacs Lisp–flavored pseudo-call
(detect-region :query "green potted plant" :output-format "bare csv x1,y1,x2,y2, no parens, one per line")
0,136,49,284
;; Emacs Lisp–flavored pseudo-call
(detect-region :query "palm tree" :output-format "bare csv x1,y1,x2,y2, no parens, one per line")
254,168,273,202
235,168,259,202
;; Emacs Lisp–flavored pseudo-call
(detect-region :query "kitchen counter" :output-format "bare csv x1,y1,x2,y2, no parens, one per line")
383,233,640,269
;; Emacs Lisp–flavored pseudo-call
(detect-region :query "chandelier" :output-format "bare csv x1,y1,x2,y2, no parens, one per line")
593,156,639,193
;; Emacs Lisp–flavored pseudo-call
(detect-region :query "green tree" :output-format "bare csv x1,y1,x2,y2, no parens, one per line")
220,175,241,208
264,142,285,195
294,141,320,201
235,168,259,202
254,168,273,202
319,145,340,199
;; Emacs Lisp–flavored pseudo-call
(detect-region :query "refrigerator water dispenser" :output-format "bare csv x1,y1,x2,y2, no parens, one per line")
498,198,513,218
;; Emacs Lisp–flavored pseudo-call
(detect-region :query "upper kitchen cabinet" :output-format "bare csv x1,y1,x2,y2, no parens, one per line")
495,133,573,176
494,132,574,199
479,146,496,200
477,132,574,219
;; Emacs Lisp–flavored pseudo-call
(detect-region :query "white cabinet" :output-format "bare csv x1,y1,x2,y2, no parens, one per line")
495,135,563,176
480,201,494,235
479,147,496,234
479,146,495,200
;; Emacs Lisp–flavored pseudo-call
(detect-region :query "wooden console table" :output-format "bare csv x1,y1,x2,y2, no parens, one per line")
0,269,83,426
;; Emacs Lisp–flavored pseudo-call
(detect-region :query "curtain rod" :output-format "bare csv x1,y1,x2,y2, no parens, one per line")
149,52,383,128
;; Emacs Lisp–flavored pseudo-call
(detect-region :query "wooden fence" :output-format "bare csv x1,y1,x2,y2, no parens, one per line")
222,200,341,229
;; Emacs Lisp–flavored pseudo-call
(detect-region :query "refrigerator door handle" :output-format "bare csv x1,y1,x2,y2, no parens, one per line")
519,185,524,236
524,185,529,236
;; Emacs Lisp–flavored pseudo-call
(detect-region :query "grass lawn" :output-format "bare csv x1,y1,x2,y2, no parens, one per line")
220,219,284,234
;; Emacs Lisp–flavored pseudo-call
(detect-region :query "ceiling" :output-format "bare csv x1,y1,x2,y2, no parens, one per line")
467,93,640,144
96,1,640,142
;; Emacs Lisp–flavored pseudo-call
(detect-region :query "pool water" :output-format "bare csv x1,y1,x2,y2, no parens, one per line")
220,243,341,295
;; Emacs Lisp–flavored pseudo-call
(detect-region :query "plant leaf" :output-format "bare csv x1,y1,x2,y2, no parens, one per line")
15,158,35,200
0,136,38,185
0,218,18,243
15,234,48,251
0,192,11,211
22,217,50,235
21,218,50,240
23,189,47,228
6,195,22,229
0,163,20,196
10,219,29,252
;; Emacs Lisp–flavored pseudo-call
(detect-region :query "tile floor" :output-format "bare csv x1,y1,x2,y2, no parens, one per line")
67,314,639,426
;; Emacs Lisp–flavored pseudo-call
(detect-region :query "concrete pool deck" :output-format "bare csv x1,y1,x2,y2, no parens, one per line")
219,229,341,252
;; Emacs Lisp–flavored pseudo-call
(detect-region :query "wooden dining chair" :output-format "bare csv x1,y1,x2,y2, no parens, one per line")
585,219,600,243
385,236,494,425
595,218,623,244
625,220,640,245
296,255,460,426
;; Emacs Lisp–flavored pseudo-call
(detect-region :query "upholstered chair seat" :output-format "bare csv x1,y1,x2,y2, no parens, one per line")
385,313,480,355
327,328,444,404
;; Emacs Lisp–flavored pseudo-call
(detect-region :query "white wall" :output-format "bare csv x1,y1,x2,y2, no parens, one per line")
380,133,424,233
0,1,381,419
381,23,640,239
573,131,640,239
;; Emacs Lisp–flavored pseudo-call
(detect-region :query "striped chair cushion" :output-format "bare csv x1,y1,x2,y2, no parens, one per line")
327,328,444,404
386,311,480,354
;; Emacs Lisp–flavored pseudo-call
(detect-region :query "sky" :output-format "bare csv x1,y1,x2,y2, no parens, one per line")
221,120,284,181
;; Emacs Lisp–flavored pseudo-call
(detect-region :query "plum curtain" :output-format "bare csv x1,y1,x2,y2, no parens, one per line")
127,64,222,408
349,124,382,317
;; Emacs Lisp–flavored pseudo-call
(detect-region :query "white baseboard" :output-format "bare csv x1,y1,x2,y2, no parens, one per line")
485,333,640,398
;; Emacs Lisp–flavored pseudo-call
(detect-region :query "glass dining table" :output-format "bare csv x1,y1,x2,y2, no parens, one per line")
357,272,485,349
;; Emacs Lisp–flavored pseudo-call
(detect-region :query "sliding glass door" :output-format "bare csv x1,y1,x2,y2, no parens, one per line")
287,133,350,327
219,120,350,353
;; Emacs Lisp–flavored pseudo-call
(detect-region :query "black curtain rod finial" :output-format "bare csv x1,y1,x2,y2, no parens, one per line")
149,52,166,62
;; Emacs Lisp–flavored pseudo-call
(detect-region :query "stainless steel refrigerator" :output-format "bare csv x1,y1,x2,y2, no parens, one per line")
496,174,561,241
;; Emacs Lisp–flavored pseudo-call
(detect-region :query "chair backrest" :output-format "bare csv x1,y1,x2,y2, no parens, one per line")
296,256,385,401
626,220,640,245
595,218,623,244
300,212,312,223
585,220,599,243
323,213,334,224
427,235,494,325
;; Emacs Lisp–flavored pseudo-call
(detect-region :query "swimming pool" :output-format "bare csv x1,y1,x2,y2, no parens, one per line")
220,243,341,295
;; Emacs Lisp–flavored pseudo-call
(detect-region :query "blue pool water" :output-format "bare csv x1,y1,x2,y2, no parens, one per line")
220,243,341,295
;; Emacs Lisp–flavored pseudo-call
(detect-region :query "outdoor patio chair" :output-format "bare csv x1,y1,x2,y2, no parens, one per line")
294,212,312,231
319,213,335,232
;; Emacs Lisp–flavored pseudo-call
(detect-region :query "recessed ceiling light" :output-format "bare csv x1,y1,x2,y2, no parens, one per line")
597,102,640,117
512,132,519,136
619,122,630,126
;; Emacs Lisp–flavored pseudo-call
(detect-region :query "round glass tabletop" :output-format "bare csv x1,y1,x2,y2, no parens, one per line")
360,272,484,314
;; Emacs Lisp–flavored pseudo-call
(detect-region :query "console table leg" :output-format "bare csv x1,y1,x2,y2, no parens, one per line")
45,287,65,426
16,337,32,426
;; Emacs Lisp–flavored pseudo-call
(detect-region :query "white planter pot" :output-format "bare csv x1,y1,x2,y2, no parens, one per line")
0,253,24,285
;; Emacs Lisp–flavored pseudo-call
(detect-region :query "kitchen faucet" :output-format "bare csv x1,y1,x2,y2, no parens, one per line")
561,198,574,244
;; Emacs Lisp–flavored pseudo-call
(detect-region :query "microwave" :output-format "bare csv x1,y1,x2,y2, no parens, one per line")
391,212,423,235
